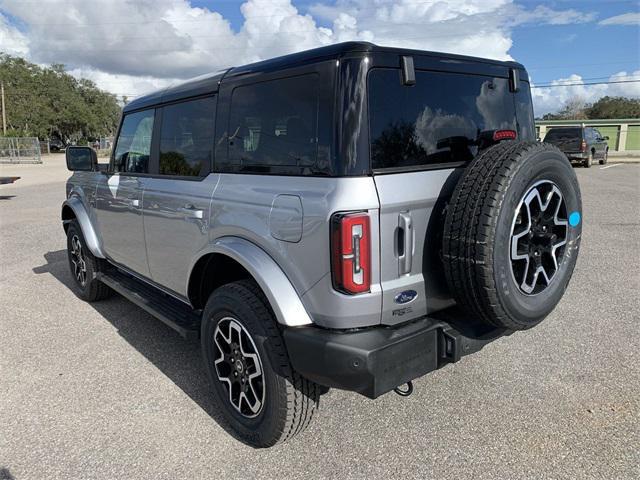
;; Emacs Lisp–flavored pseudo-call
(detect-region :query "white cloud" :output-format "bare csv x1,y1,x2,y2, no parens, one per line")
0,0,614,112
531,70,640,116
0,12,28,56
599,13,640,26
66,68,175,101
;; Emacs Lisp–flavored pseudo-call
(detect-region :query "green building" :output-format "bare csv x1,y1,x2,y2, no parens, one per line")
536,119,640,153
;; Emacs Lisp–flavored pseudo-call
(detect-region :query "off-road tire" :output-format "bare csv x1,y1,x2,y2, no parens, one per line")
201,280,320,448
66,220,112,301
443,141,582,330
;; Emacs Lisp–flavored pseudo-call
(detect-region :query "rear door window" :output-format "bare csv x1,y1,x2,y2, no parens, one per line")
224,74,319,174
159,96,216,177
113,109,155,173
368,69,520,171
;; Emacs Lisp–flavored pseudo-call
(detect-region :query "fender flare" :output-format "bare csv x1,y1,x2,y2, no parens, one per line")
61,196,105,259
191,237,313,327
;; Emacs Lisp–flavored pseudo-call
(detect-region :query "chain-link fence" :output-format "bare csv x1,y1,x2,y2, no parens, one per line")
0,137,43,164
99,136,113,150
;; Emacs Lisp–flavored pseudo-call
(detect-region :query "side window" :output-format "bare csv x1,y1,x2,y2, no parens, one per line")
113,110,154,173
225,74,319,173
593,129,602,140
159,96,216,177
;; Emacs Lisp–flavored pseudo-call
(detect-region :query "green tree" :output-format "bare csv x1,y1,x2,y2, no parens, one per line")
0,53,121,141
586,96,640,119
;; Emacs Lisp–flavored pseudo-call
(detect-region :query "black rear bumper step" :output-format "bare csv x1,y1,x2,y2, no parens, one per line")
284,309,512,399
97,269,201,340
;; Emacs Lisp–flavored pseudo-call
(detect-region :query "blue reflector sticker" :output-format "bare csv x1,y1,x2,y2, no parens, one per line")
569,211,581,227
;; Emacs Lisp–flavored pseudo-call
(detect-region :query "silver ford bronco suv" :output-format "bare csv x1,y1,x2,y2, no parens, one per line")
62,42,582,448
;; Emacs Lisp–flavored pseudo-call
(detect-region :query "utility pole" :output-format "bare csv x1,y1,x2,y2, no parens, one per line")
1,82,6,135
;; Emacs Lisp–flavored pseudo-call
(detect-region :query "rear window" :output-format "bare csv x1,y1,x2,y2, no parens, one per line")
545,128,581,141
223,74,320,174
369,69,528,171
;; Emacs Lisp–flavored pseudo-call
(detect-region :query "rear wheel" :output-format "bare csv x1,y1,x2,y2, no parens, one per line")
584,151,593,168
201,280,319,447
443,142,582,330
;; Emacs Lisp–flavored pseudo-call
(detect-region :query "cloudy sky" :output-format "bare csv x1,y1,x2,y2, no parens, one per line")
0,0,638,115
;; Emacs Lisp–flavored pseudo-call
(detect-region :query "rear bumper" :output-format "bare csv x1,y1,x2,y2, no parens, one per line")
283,310,511,399
565,152,587,161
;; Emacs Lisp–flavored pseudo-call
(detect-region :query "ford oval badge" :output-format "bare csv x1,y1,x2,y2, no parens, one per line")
394,290,418,304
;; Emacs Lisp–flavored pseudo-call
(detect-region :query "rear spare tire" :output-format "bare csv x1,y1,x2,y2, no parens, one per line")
443,142,582,330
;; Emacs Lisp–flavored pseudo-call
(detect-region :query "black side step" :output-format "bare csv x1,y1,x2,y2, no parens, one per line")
97,269,201,340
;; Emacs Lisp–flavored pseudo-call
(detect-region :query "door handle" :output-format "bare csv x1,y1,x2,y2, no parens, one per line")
398,212,413,275
179,205,204,219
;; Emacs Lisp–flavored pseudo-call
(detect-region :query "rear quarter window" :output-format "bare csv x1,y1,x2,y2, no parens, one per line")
368,69,523,171
221,74,326,175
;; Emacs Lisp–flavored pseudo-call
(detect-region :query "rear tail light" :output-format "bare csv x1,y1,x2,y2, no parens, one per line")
493,129,517,141
580,139,587,152
331,212,371,294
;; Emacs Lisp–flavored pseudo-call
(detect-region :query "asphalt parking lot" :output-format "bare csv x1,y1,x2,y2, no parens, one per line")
1,157,638,480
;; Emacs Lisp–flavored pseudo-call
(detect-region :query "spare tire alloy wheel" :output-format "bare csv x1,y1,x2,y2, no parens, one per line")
212,317,265,418
443,142,582,330
510,181,568,295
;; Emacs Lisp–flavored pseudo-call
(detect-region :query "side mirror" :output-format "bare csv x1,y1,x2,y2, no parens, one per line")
66,146,98,171
603,136,609,141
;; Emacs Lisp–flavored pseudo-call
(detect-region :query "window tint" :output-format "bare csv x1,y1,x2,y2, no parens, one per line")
369,69,520,170
159,96,215,177
113,110,154,173
545,128,581,140
226,74,319,173
515,83,535,141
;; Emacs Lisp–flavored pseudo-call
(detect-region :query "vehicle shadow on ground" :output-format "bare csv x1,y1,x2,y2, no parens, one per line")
33,250,238,439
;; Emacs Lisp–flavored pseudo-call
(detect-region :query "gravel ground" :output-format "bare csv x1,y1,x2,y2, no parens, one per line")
1,157,638,480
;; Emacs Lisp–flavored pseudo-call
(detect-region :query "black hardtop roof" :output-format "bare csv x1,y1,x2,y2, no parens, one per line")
124,41,526,113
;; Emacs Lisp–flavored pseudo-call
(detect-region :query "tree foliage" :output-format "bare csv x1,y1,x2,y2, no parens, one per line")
0,53,121,141
542,95,640,120
586,96,640,119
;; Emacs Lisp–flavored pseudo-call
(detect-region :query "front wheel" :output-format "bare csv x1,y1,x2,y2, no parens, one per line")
201,280,320,448
66,220,112,301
